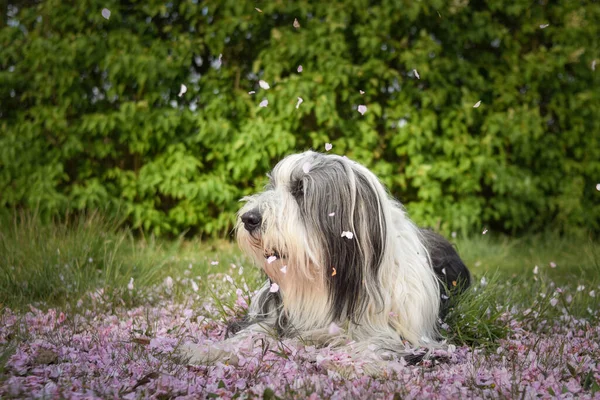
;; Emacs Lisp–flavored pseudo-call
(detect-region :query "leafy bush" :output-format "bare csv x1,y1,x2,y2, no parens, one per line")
1,0,599,237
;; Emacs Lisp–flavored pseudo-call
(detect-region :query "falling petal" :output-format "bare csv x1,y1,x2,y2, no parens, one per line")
255,7,262,12
590,290,596,297
341,231,354,239
441,294,449,300
280,265,287,274
480,277,487,286
101,8,111,19
533,265,539,274
297,65,303,73
549,262,557,268
270,282,279,293
539,23,549,29
267,255,277,264
332,267,337,276
325,143,332,151
357,105,367,115
441,268,446,275
596,183,600,191
328,212,335,217
473,100,482,108
248,91,255,94
210,261,219,265
592,60,597,71
259,99,268,107
293,18,300,28
302,162,311,173
359,90,365,95
259,80,270,90
413,69,420,79
451,231,457,238
178,84,187,97
482,228,488,234
127,278,134,291
296,97,303,109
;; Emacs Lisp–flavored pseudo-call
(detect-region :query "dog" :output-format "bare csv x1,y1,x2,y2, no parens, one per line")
181,151,470,366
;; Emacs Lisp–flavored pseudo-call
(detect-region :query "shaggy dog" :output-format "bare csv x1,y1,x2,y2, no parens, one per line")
181,151,470,365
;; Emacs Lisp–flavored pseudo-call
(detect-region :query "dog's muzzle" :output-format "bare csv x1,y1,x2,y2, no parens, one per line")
241,210,262,232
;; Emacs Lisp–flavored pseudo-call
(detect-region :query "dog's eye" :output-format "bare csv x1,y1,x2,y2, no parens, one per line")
290,179,304,199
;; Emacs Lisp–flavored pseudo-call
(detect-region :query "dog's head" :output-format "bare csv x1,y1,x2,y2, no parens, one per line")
236,151,393,322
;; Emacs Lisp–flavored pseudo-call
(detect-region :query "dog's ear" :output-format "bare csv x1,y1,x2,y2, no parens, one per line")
299,159,386,323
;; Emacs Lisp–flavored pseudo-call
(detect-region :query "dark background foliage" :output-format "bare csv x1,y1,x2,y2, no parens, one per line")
1,0,599,237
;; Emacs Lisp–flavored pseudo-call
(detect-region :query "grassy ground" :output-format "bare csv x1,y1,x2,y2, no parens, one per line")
1,213,599,398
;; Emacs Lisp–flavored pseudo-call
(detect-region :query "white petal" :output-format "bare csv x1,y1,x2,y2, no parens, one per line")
296,97,303,109
550,298,558,307
413,69,420,79
328,212,335,217
539,23,549,29
267,255,277,264
357,105,367,115
255,8,262,13
325,143,332,151
473,100,482,108
302,162,311,173
164,276,174,289
248,91,255,94
596,183,600,191
293,18,300,29
592,60,597,71
127,278,134,290
328,322,341,335
533,265,539,274
297,65,303,73
482,228,488,234
341,231,354,239
549,262,556,268
191,280,199,292
178,84,187,97
101,8,111,19
280,265,287,274
210,261,219,265
359,90,365,95
270,282,280,293
259,99,268,107
259,80,270,90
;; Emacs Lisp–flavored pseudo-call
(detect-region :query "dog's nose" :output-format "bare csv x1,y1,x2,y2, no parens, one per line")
241,210,262,232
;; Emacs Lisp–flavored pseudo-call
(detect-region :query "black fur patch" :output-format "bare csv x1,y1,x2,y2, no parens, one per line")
297,156,386,324
420,228,471,318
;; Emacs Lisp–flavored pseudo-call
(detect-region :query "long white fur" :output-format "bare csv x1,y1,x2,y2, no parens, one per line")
181,151,442,365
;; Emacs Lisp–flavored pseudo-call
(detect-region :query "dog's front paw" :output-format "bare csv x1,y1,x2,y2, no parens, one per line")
178,341,240,366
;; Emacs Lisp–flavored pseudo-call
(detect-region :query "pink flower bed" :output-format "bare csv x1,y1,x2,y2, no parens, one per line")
1,294,599,399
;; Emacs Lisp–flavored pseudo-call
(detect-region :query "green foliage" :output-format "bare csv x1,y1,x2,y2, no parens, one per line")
1,0,599,236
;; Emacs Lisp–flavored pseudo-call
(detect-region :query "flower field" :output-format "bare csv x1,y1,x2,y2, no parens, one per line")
1,262,599,399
